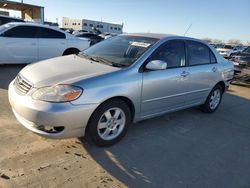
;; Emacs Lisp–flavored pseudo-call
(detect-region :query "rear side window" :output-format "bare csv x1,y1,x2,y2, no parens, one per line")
37,27,66,39
3,26,38,38
187,41,211,66
149,40,186,68
187,41,217,65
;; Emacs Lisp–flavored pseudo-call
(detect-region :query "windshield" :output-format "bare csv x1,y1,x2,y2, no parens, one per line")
81,35,159,67
224,45,233,49
0,23,11,33
243,47,250,53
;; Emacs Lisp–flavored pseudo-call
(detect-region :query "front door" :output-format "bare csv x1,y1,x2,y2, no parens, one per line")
141,40,190,118
0,25,38,64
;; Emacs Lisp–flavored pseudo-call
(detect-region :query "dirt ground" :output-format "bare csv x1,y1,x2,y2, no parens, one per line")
1,65,250,188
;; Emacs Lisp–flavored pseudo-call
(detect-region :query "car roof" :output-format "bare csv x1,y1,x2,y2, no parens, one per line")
122,33,208,44
4,22,68,34
122,33,175,39
0,15,23,20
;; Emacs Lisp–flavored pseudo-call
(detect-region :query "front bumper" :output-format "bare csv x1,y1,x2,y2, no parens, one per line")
232,61,249,73
8,80,99,139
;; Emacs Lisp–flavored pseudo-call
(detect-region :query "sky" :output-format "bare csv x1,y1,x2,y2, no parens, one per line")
2,0,250,43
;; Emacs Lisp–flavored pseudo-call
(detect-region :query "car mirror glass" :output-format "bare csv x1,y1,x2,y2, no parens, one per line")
145,60,167,71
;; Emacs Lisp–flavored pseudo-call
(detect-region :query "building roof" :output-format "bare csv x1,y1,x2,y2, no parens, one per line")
0,0,43,11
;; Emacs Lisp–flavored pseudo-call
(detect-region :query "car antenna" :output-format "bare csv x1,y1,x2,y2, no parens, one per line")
184,24,192,36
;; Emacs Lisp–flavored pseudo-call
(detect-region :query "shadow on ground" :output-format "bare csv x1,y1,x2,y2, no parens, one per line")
0,64,26,89
79,93,250,188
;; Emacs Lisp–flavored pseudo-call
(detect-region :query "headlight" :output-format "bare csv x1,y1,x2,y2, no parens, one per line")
32,85,83,102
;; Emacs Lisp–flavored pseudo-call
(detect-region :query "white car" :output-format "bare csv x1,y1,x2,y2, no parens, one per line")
217,44,245,59
0,22,90,64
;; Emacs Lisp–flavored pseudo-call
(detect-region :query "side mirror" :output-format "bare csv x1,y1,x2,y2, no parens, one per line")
145,60,167,71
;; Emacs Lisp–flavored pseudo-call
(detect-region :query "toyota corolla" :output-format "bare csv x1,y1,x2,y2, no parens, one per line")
8,33,234,146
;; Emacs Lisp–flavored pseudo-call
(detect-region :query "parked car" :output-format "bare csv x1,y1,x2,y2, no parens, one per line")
72,30,88,35
0,15,24,26
217,44,244,58
99,33,118,40
76,33,103,46
8,33,234,146
213,43,225,49
0,22,90,64
230,46,250,72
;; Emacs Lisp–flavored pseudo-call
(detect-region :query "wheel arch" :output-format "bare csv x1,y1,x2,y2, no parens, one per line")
85,96,135,133
215,81,226,93
63,47,80,56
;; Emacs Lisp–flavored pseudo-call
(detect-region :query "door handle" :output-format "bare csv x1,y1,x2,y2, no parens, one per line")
180,71,190,77
212,67,217,72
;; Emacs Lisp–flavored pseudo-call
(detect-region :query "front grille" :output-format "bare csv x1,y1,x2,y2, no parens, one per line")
14,75,33,94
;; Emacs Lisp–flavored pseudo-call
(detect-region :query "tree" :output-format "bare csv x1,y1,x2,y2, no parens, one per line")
212,39,224,44
245,41,250,46
227,39,241,45
202,38,212,43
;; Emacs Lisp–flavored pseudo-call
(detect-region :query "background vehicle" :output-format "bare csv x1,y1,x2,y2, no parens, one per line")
75,33,104,46
0,22,90,64
0,15,24,26
217,44,245,58
99,33,118,39
230,46,250,72
8,34,234,146
72,29,88,35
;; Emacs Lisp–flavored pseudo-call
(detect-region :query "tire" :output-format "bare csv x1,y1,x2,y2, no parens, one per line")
87,99,132,147
200,85,223,113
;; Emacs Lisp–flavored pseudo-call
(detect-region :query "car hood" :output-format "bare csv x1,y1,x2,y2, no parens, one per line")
19,55,120,88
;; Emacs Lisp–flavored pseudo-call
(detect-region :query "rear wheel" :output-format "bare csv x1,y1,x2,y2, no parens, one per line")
200,85,222,113
87,99,131,147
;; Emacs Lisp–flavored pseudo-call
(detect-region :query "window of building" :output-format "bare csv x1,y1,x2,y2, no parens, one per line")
118,28,121,30
99,25,103,28
89,24,93,27
114,27,117,30
110,27,113,30
83,23,87,26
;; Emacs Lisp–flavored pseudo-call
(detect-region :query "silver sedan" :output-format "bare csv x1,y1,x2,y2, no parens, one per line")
8,33,234,146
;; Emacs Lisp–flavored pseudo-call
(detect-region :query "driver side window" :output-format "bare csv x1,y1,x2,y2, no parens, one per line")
149,40,186,68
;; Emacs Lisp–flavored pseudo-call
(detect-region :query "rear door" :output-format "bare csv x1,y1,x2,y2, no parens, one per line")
37,27,67,60
141,40,190,118
185,40,220,105
0,25,38,64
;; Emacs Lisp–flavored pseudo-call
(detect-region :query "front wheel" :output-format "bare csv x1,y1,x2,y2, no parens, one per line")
200,85,223,113
87,99,131,147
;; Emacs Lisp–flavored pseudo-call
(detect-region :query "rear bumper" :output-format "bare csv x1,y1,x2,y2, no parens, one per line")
8,80,99,139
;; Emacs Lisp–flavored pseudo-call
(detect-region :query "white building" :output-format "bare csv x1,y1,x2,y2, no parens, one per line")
62,17,123,34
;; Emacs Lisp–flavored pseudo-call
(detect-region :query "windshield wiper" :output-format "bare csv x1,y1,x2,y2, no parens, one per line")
76,53,102,63
77,54,127,68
